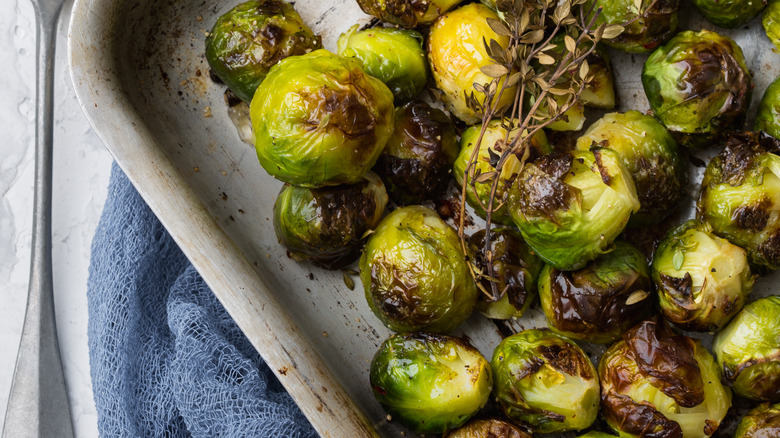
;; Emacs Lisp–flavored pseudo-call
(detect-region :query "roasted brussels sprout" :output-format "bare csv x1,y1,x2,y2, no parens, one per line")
491,329,600,433
756,75,780,140
468,228,544,320
642,30,752,148
273,172,387,269
697,132,780,270
337,26,427,105
508,148,640,271
735,402,780,437
539,241,654,344
444,418,532,438
205,0,322,103
691,0,766,29
250,50,394,187
599,319,732,438
585,0,679,53
370,332,492,433
360,206,477,333
764,2,780,51
576,111,687,226
428,3,516,123
454,121,551,224
355,0,464,27
372,101,458,205
652,220,754,332
712,296,780,401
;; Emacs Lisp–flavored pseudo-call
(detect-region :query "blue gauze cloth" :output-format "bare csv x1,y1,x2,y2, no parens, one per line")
87,163,318,437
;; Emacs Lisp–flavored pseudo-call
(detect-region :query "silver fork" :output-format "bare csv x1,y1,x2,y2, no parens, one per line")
2,0,74,435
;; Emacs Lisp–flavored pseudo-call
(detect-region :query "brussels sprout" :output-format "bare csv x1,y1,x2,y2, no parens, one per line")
491,329,600,433
576,111,688,226
756,74,780,140
642,30,752,148
468,228,544,320
697,132,780,270
599,319,732,438
539,241,654,344
355,0,464,27
360,206,477,333
454,121,551,224
652,220,754,332
428,3,516,124
735,402,780,437
764,2,780,51
508,148,640,271
585,0,679,53
250,50,394,187
444,418,532,438
372,101,458,205
712,296,780,401
205,0,322,103
370,332,492,433
691,0,766,29
337,26,427,105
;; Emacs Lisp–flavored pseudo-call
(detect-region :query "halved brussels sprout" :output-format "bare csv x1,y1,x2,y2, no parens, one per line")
372,101,458,205
205,0,322,103
764,2,780,51
273,172,387,269
250,50,394,187
642,30,752,148
508,148,640,271
691,0,766,29
360,206,477,333
355,0,464,27
444,418,532,438
697,132,780,270
468,228,544,320
756,75,780,140
599,319,732,438
712,296,780,401
491,329,600,433
337,26,427,105
454,121,551,224
586,0,679,53
576,111,687,226
428,3,516,124
735,402,780,437
652,220,754,332
370,332,492,433
539,241,654,344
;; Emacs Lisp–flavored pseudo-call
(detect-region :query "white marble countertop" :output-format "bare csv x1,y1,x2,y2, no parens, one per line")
1,0,112,435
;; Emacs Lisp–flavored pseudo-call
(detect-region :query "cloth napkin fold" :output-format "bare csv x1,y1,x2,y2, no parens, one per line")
87,163,318,437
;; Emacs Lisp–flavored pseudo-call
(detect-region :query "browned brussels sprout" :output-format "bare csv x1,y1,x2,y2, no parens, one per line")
539,241,654,344
355,0,464,27
444,418,532,438
642,30,752,148
764,2,780,51
586,0,679,53
205,0,322,103
372,101,458,205
599,319,731,438
735,402,780,437
692,0,766,29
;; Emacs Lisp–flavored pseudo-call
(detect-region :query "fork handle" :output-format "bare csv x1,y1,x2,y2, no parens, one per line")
2,5,74,438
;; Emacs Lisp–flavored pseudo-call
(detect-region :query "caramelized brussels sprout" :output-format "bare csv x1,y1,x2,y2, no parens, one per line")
205,0,321,103
764,2,780,51
585,0,679,53
652,220,754,332
599,319,732,438
372,101,458,205
428,3,516,123
508,148,640,270
691,0,766,29
642,30,752,148
697,132,780,270
337,26,427,105
360,206,477,333
355,0,464,27
539,241,654,344
370,332,492,433
735,402,780,437
454,121,551,224
712,296,780,401
273,172,387,269
756,75,780,140
468,228,544,320
491,329,599,433
250,50,394,187
445,418,532,438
